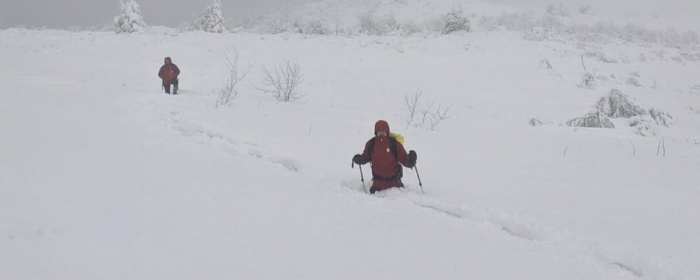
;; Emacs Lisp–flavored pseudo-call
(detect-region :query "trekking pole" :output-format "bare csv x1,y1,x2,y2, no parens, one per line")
352,161,367,194
414,164,424,194
359,165,367,193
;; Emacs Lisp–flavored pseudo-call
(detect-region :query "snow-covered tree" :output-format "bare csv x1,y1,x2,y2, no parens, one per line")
113,0,147,34
443,9,470,34
198,0,227,33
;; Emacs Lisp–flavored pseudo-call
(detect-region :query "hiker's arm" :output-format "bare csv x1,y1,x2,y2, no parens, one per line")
357,140,372,164
396,142,414,168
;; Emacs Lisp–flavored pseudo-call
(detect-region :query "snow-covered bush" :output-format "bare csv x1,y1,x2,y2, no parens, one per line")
647,108,673,127
236,14,264,33
578,73,597,89
567,89,673,132
272,14,303,34
236,12,315,34
198,0,227,33
480,10,699,47
525,27,553,41
113,0,147,34
383,14,402,35
355,11,422,36
443,9,470,34
480,12,563,35
396,21,423,36
357,10,386,36
304,17,330,35
597,90,646,118
567,111,614,128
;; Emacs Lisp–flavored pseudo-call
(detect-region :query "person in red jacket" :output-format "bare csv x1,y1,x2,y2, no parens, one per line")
353,120,417,194
158,57,180,94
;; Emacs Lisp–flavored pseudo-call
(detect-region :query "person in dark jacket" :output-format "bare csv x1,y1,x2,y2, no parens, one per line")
158,57,180,94
353,120,417,194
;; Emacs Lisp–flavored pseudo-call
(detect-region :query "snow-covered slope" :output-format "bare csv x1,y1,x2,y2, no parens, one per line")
1,5,699,279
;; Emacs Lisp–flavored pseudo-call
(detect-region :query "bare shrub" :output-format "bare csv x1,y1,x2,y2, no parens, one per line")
403,89,451,131
403,89,422,128
427,105,451,130
258,59,303,102
216,50,253,107
577,55,597,89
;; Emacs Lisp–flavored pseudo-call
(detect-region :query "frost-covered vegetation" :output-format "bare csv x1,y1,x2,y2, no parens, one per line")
197,0,227,33
113,0,147,34
20,0,700,51
567,89,673,136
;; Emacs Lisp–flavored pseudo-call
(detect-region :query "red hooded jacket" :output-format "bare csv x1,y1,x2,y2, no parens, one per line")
158,57,180,86
358,120,414,190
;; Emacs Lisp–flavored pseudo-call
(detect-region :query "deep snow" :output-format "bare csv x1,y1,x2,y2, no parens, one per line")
1,2,700,279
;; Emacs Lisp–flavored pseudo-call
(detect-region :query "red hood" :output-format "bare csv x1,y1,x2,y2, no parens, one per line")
374,120,390,135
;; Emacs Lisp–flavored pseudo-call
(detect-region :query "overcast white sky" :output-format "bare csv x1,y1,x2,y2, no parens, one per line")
0,0,315,28
490,0,699,20
0,0,698,29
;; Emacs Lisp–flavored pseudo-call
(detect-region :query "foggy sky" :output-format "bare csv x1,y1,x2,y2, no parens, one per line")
0,0,315,28
0,0,698,29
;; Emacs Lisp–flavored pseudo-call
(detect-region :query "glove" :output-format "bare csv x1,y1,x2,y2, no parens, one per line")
408,150,417,165
352,154,364,165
